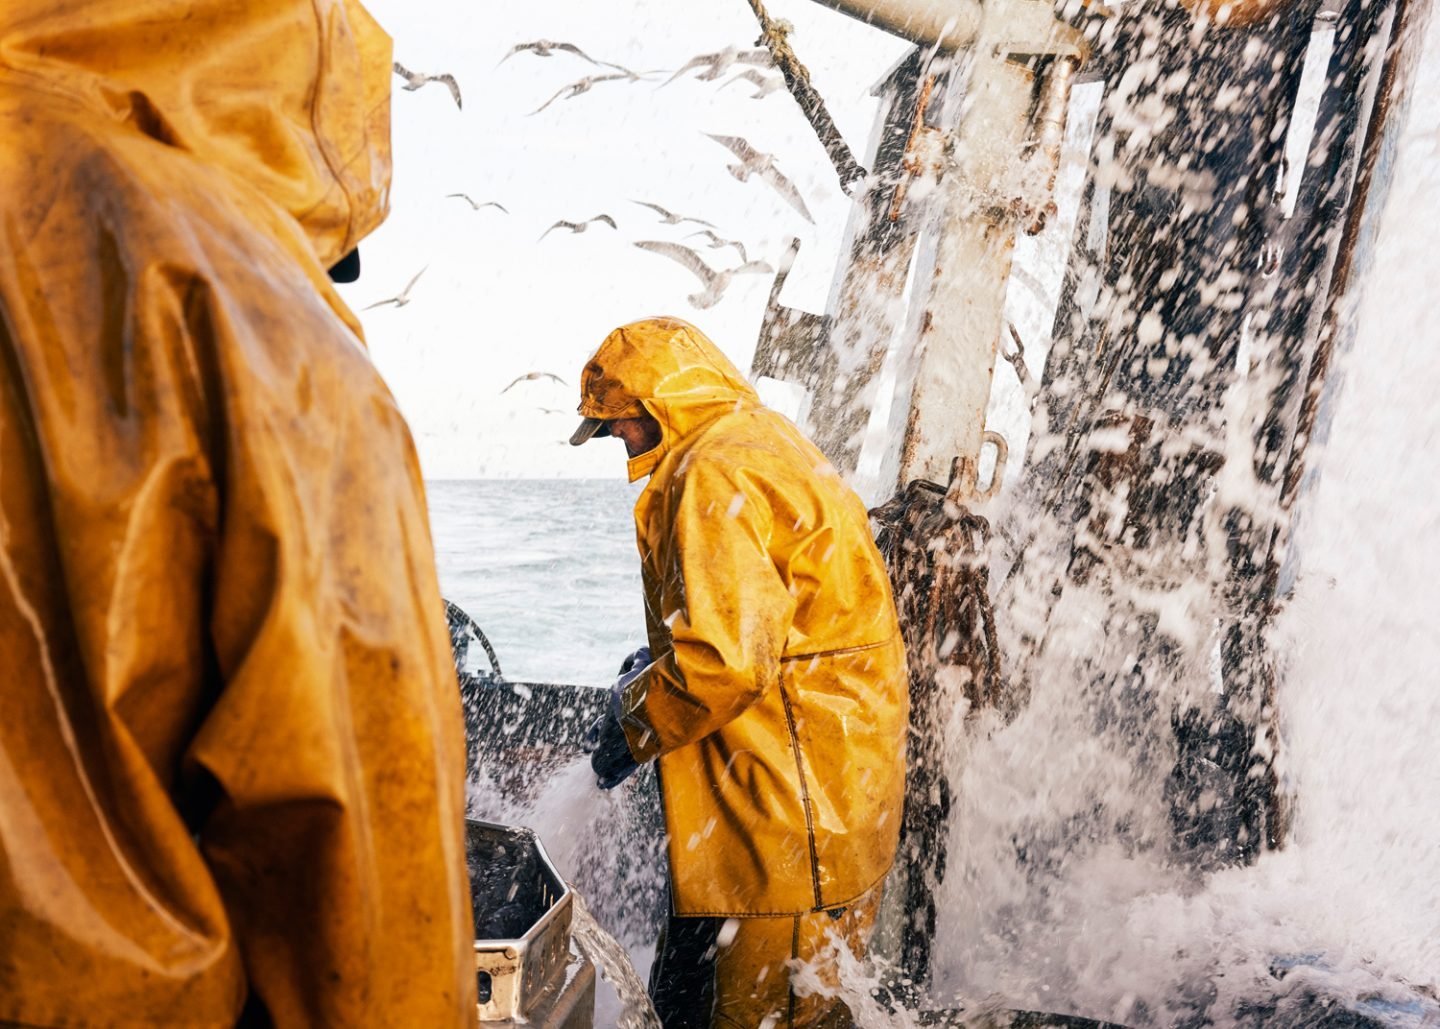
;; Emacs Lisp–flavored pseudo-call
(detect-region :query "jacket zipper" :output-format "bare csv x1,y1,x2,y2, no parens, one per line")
779,683,824,910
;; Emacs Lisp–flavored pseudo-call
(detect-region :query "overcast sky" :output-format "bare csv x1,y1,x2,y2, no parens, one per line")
336,0,911,479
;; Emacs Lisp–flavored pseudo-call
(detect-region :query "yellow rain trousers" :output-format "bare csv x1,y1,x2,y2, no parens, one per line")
0,2,475,1026
577,317,908,918
648,885,882,1028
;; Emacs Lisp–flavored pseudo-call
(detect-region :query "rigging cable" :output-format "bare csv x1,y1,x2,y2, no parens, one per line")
741,0,870,194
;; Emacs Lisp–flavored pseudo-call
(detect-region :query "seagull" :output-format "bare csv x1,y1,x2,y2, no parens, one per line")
536,407,568,415
630,200,714,228
705,133,814,223
500,41,650,77
500,40,607,66
538,214,618,241
393,62,462,110
633,241,772,310
685,229,749,263
530,71,646,115
446,194,509,213
501,372,568,394
721,68,786,99
662,47,773,86
363,266,427,310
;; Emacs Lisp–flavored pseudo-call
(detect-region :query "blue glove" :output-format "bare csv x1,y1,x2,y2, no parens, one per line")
616,646,651,687
582,647,652,790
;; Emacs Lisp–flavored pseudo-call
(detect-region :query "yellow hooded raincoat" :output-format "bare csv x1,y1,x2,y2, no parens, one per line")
0,2,474,1025
579,318,908,917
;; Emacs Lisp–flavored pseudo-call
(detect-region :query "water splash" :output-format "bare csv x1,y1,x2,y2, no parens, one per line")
469,758,619,875
571,891,662,1029
915,13,1440,1027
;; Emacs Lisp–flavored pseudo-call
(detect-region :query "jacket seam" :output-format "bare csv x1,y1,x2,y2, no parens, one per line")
815,863,893,913
778,683,824,911
302,0,355,255
780,634,897,664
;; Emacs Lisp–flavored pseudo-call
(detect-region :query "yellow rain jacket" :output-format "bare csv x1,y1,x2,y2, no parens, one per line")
0,2,474,1026
579,318,908,916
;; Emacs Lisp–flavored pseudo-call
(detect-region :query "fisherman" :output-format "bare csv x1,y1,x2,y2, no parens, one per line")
574,317,909,1028
0,3,475,1026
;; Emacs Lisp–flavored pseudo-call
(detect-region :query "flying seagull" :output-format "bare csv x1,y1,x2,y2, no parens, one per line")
662,47,773,86
393,62,462,110
501,372,568,394
705,133,814,223
633,240,772,310
500,40,607,66
538,214,618,241
685,229,749,263
363,266,427,310
721,68,786,99
500,40,650,76
530,71,645,115
630,200,714,228
446,194,509,213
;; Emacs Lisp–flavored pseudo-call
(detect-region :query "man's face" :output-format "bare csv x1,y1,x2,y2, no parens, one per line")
609,414,663,458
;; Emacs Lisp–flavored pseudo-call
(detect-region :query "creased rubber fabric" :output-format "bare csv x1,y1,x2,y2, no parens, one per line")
576,318,908,916
0,2,475,1025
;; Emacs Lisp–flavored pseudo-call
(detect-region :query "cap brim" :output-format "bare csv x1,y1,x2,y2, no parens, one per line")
569,416,610,446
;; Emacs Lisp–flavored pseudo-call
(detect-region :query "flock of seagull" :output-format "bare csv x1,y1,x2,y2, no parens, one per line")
372,39,821,399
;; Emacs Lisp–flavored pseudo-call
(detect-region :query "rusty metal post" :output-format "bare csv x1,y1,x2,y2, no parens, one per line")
1022,56,1078,236
895,49,1051,491
806,53,944,473
872,470,1003,992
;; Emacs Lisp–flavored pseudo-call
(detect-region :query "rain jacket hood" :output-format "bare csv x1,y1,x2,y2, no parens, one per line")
577,317,761,481
579,319,908,916
0,0,393,267
0,3,475,1025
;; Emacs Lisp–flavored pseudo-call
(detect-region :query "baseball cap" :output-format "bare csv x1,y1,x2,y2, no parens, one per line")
569,417,611,446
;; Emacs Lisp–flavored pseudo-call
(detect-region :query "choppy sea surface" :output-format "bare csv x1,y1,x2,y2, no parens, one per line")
427,478,647,687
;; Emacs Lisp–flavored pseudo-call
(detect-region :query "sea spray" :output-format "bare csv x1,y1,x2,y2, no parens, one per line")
571,892,662,1029
468,758,621,879
916,12,1440,1027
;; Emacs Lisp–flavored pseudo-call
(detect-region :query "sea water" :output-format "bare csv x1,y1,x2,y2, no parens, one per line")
428,478,647,685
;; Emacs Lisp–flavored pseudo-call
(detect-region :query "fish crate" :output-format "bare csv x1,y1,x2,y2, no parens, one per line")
468,819,594,1028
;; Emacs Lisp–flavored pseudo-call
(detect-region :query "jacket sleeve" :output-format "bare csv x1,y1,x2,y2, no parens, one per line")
619,457,798,761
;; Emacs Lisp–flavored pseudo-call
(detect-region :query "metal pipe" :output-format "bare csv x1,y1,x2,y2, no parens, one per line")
807,0,983,49
1023,55,1078,235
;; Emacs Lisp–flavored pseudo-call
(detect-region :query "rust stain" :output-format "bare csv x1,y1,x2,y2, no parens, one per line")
889,74,939,223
